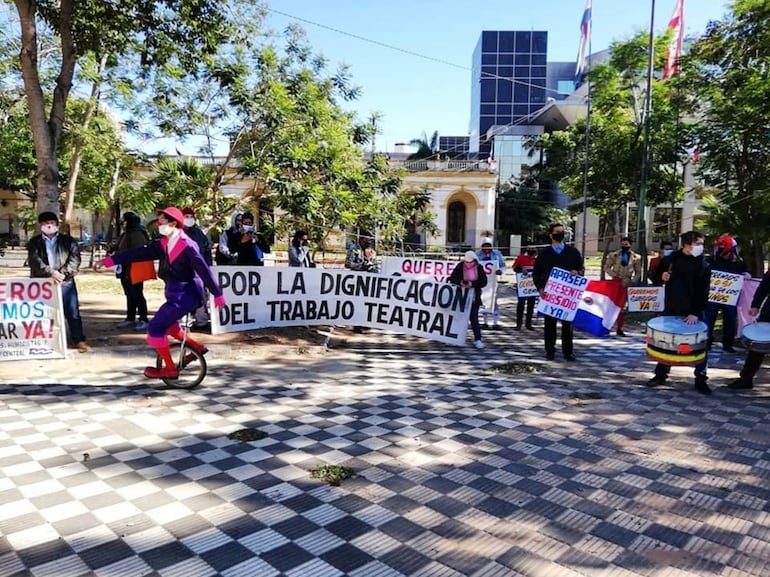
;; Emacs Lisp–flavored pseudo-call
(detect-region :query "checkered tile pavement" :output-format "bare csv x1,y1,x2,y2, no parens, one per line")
1,283,768,577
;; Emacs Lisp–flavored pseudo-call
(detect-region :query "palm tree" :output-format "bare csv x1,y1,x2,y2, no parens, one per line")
408,130,438,159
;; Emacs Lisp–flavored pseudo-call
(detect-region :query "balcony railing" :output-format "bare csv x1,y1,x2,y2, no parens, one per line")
388,159,495,173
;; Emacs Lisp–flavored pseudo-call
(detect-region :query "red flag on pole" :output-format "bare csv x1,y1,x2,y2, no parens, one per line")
662,0,685,80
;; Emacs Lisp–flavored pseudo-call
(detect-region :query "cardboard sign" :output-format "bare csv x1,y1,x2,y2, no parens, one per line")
380,256,499,312
536,268,588,322
211,267,472,346
516,272,539,298
627,286,665,312
0,278,67,361
708,270,744,306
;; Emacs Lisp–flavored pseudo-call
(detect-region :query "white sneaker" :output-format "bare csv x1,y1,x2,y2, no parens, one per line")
474,340,484,349
117,319,134,329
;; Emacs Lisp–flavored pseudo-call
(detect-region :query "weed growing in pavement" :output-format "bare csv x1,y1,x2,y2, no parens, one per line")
310,464,355,486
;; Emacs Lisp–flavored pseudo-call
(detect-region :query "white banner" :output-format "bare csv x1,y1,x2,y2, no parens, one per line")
211,267,473,345
516,272,539,298
627,286,665,312
0,278,67,361
536,268,588,322
380,256,498,311
708,270,744,306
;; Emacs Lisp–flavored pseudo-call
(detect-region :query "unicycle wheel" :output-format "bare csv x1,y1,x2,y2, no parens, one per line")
156,343,207,388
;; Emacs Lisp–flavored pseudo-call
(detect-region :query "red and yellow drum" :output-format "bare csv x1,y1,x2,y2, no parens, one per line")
646,316,708,366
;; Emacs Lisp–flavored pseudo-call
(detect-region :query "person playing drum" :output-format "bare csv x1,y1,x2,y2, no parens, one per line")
647,231,712,394
730,268,770,389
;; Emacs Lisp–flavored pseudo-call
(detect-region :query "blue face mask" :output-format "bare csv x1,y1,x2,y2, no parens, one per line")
663,249,673,257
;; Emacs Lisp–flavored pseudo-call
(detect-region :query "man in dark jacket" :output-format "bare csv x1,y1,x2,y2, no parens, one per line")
230,211,270,266
729,269,770,389
533,223,584,361
27,211,90,352
647,230,711,394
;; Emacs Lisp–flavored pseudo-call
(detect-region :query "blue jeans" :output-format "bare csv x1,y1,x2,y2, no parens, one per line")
61,281,85,344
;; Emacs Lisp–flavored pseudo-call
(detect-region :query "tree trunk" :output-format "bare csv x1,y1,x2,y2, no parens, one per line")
63,53,108,228
14,0,78,216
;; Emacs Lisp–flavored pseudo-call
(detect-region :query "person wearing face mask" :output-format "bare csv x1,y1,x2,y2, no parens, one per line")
182,207,213,329
475,238,505,329
231,211,271,266
448,251,488,349
533,223,584,361
603,236,642,337
289,230,315,267
646,230,711,394
96,207,226,380
649,240,674,285
704,234,748,353
512,246,539,330
28,211,91,352
216,212,241,265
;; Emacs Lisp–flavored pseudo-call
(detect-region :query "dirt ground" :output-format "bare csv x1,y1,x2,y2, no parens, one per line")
1,267,340,350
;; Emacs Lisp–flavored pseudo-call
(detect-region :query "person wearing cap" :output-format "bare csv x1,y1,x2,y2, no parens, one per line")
704,234,749,353
533,223,584,361
448,251,488,349
28,211,91,352
182,208,213,328
230,211,271,266
475,237,505,330
114,212,151,331
96,207,226,380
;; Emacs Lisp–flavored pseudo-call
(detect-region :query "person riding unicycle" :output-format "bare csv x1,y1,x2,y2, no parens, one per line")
97,207,226,379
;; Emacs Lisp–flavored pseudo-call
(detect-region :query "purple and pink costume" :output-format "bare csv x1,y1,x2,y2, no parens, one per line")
104,233,223,348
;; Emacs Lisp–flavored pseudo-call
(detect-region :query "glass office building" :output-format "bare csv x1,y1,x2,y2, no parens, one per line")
469,30,548,157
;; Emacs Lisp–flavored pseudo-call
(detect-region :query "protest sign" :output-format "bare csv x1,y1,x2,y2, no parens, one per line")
737,278,761,333
380,256,498,312
0,278,67,361
708,270,744,306
516,272,538,298
211,267,473,346
536,268,588,322
627,286,665,312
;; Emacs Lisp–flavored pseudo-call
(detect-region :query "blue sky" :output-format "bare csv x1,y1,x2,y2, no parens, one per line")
258,0,730,153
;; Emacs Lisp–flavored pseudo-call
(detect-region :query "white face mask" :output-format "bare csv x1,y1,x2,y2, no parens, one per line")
41,224,58,235
242,225,255,232
183,217,195,228
158,224,174,236
691,244,704,257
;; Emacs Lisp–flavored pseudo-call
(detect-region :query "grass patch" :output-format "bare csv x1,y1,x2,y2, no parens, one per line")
485,361,542,375
310,464,355,486
227,428,268,442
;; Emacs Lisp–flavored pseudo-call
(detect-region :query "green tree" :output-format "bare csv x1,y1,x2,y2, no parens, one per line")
540,32,688,258
680,0,770,275
408,130,438,160
11,0,259,216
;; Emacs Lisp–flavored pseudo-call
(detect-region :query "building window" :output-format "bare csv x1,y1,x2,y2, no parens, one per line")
447,202,466,244
557,80,575,95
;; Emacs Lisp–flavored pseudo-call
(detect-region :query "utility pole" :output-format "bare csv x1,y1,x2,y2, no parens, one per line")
638,0,656,282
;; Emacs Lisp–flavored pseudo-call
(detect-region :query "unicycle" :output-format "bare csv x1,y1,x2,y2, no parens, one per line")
155,314,208,388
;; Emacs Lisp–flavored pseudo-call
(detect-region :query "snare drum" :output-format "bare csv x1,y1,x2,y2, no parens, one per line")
741,322,770,353
646,316,708,366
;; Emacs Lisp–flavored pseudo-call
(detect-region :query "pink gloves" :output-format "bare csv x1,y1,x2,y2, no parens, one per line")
214,295,226,308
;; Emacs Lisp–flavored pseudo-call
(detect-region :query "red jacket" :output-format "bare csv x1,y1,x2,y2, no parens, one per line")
512,253,536,273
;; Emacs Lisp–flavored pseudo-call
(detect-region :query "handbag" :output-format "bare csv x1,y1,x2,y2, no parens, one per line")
130,260,157,284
